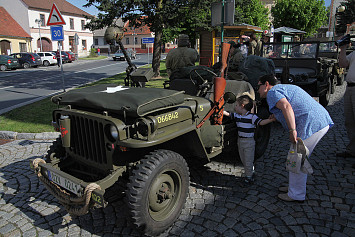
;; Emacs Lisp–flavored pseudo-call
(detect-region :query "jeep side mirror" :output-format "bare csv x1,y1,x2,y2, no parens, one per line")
224,92,236,104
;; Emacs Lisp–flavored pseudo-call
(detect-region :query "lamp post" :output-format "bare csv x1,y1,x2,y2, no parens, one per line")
332,5,345,40
35,19,43,52
131,27,136,52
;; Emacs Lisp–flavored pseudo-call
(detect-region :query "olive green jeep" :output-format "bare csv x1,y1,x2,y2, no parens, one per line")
30,42,271,236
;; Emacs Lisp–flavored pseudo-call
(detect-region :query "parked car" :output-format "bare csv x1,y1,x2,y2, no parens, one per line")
9,52,42,69
51,51,69,64
65,51,76,62
0,55,20,71
112,49,136,61
37,52,57,66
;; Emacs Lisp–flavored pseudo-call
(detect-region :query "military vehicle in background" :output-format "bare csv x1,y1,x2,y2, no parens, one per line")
263,41,344,107
30,25,272,236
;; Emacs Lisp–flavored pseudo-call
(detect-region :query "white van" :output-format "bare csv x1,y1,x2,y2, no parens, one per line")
37,52,57,66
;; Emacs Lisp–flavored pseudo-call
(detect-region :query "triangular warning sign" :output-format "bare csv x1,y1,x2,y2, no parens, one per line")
47,3,66,26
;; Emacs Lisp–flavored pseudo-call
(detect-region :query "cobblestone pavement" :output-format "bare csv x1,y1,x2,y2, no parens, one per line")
0,83,354,237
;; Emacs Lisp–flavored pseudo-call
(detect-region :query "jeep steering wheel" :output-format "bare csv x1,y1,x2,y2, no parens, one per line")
189,68,217,97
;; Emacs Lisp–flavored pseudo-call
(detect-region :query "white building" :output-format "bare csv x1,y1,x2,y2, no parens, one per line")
0,0,93,56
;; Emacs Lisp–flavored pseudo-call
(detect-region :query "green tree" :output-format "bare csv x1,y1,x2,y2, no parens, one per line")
235,0,270,30
84,0,212,77
336,0,355,35
271,0,328,36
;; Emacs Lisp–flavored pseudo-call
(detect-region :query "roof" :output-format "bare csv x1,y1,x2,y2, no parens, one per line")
0,7,31,38
21,0,92,17
274,27,306,34
124,18,152,36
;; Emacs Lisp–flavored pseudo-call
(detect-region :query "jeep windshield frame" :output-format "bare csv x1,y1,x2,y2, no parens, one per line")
263,41,321,60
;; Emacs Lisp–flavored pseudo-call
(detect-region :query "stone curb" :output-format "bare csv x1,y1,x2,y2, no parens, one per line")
0,131,60,140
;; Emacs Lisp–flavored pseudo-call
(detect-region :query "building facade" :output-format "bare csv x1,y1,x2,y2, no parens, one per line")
0,7,32,55
0,0,93,56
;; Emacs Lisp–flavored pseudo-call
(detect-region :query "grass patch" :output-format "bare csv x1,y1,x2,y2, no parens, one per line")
0,61,169,133
79,55,108,60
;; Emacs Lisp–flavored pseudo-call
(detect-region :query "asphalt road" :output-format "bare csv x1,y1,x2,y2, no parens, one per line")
0,54,154,115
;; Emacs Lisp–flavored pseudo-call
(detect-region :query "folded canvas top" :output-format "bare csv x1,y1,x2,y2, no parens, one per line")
52,84,185,117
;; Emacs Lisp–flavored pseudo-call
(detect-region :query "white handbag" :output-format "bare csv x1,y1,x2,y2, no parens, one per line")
286,138,313,175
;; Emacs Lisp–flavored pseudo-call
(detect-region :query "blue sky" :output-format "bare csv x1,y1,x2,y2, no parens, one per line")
67,0,100,16
69,0,332,16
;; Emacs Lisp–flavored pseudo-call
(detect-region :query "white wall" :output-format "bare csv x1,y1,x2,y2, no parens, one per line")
28,9,93,56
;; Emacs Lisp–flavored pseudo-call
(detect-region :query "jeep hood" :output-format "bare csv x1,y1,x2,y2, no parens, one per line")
52,84,185,117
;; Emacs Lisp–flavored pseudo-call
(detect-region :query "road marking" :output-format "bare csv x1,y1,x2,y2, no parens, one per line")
0,63,127,90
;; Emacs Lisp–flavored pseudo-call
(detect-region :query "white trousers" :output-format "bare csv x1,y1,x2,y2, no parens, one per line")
288,125,330,200
238,137,255,177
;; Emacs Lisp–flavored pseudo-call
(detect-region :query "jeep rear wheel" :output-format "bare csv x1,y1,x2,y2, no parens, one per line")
255,105,271,159
0,65,6,71
319,78,331,107
126,150,190,236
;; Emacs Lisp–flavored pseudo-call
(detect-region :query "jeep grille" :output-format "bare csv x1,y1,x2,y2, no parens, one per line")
70,115,108,166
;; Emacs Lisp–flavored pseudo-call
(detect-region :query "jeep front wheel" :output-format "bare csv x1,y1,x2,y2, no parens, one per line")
126,150,190,236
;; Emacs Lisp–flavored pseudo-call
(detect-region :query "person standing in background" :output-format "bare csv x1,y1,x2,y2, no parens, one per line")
337,37,355,158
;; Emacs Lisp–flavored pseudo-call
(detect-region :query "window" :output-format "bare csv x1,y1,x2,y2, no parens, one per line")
19,43,27,52
81,20,85,31
94,39,98,45
126,38,129,44
40,14,45,26
82,40,87,50
45,53,52,56
70,18,74,30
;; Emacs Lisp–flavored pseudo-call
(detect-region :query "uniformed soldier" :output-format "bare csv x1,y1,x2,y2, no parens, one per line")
248,33,262,56
261,31,272,57
166,34,198,77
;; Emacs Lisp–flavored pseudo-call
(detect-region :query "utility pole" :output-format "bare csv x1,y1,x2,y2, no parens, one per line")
35,19,43,52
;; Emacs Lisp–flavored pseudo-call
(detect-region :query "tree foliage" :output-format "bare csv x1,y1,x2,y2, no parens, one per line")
271,0,328,36
336,0,355,35
84,0,212,77
235,0,270,30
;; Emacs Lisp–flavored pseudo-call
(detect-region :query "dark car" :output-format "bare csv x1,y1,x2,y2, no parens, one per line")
9,53,42,69
0,55,20,71
112,49,136,61
52,51,69,63
65,51,76,62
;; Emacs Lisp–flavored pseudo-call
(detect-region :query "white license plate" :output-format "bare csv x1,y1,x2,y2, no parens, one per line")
47,170,81,195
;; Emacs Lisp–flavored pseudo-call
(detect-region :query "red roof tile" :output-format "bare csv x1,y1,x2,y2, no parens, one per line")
124,19,152,36
0,7,31,38
21,0,92,17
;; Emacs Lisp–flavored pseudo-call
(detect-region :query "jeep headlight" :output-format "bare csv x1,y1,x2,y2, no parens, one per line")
135,117,157,138
110,125,119,140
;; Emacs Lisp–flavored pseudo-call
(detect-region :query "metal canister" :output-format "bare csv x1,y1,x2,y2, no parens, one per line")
59,115,71,147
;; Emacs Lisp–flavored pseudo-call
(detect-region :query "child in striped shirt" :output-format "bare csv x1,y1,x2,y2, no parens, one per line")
223,95,275,185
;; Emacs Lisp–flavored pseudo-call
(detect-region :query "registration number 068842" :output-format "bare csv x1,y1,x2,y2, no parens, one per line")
47,170,81,196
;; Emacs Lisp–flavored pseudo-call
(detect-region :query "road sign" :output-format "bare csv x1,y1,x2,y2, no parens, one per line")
47,3,66,26
142,37,154,44
51,26,64,41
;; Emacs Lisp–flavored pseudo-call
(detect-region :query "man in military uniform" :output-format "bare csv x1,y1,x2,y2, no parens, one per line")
166,34,199,77
261,32,272,57
248,33,262,56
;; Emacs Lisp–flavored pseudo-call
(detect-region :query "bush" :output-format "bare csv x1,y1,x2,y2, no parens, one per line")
89,48,97,57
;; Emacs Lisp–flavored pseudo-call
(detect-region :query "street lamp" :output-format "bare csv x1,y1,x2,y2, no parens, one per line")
131,27,136,52
35,19,43,52
332,5,346,40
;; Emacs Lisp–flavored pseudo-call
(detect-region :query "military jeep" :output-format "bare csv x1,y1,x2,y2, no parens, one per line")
263,41,341,107
30,41,271,236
